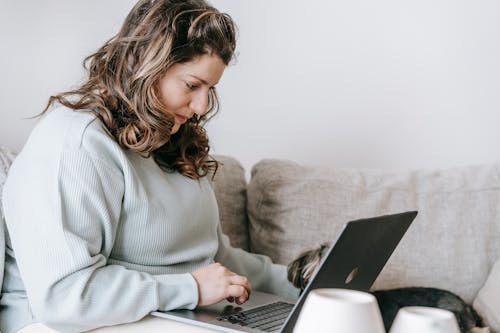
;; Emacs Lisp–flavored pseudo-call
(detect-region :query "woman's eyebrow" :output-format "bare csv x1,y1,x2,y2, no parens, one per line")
188,74,208,84
188,74,218,86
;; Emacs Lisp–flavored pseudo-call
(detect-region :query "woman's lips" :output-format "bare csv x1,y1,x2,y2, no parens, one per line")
175,114,188,124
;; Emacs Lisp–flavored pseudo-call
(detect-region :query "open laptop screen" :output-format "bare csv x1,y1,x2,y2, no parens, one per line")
281,211,418,333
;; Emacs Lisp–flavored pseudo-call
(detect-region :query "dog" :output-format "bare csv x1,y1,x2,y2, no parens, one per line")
287,244,490,333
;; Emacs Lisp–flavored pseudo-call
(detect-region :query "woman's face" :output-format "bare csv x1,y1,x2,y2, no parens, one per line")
157,54,226,134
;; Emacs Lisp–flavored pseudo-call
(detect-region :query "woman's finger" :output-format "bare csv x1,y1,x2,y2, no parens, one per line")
236,288,249,305
229,275,252,295
226,284,246,298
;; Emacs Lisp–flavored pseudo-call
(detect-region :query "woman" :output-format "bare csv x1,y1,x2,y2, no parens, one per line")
0,1,299,332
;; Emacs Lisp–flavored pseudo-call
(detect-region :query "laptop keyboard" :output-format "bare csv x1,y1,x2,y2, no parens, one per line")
216,301,294,332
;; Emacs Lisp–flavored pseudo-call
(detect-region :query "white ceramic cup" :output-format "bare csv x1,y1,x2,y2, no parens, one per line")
293,288,386,333
389,306,461,333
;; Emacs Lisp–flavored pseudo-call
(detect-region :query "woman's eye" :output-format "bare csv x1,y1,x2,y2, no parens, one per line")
185,82,199,90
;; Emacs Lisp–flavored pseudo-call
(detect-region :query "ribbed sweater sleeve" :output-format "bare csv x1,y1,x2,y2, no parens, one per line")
214,226,300,301
3,147,198,333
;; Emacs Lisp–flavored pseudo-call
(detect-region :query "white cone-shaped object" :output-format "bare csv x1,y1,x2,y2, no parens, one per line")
389,306,461,333
293,288,386,333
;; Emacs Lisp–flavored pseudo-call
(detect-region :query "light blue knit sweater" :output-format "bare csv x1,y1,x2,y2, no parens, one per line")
1,107,299,333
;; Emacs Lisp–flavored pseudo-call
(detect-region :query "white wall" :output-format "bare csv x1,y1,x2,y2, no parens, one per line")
2,0,499,174
0,0,135,151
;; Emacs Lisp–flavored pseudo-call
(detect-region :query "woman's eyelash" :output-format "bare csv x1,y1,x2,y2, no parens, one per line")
185,82,216,91
185,82,199,90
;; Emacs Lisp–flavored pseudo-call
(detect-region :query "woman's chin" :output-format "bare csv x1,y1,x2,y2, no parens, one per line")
170,124,181,135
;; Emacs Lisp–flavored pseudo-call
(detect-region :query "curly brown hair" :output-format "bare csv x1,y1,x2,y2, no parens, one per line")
42,0,237,179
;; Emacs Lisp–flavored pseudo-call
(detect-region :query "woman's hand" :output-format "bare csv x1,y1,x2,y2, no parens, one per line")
191,263,252,306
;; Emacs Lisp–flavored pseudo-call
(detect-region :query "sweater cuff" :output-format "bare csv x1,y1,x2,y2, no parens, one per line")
268,264,301,301
154,273,199,311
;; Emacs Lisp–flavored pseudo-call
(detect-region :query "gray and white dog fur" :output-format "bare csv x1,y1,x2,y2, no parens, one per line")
287,244,490,333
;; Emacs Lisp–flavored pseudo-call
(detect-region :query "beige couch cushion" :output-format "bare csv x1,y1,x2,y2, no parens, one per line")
474,259,500,332
212,155,249,251
247,159,500,303
1,147,16,300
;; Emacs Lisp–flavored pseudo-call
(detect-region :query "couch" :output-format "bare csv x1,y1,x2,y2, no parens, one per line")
213,155,500,332
1,149,499,332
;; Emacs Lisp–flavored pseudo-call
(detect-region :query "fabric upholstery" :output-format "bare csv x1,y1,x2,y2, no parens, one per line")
474,259,500,332
211,155,249,251
246,158,500,303
0,147,16,300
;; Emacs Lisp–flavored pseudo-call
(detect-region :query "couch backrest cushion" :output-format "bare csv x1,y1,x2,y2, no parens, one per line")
474,258,500,332
247,158,500,303
0,147,16,297
212,155,249,251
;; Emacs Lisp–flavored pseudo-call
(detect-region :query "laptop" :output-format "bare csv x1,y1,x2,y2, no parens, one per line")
151,211,418,333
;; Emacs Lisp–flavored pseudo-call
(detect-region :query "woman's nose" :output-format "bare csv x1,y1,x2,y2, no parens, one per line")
190,90,209,116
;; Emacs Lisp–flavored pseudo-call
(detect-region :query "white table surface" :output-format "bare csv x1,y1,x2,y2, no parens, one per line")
18,315,220,333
